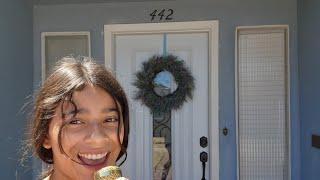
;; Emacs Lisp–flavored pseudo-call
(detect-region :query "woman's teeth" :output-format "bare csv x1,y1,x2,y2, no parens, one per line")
78,152,108,160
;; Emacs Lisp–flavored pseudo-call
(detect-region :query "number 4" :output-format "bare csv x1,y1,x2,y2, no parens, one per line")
150,10,157,21
158,9,165,20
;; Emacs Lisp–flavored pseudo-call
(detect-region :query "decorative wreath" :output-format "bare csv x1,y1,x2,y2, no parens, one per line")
133,55,195,113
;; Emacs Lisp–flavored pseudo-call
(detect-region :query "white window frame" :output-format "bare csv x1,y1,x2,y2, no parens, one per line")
235,25,290,180
41,31,91,82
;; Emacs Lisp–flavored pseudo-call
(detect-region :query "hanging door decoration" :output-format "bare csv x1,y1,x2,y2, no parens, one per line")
133,54,195,113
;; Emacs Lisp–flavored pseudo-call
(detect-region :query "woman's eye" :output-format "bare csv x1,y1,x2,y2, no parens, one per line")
104,117,119,123
69,119,83,125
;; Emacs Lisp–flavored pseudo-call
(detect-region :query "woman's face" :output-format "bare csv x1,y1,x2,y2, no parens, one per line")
43,85,123,180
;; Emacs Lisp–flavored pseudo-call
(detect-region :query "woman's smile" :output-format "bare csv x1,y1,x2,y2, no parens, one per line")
78,152,108,160
78,152,111,170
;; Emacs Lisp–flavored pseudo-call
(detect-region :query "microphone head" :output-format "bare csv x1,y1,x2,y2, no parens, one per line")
94,166,122,180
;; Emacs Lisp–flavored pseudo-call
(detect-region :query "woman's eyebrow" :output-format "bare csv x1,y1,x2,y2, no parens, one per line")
75,107,118,114
102,108,118,113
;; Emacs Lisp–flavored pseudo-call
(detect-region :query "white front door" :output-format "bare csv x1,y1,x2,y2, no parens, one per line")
105,21,219,180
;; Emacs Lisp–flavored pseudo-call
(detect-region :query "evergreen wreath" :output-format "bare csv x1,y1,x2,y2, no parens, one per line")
133,55,195,113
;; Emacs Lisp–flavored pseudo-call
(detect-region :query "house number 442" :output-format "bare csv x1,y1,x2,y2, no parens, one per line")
149,9,174,21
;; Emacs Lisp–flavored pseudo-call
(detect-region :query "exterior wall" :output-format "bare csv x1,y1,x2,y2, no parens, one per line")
33,0,299,179
0,0,34,179
298,0,320,180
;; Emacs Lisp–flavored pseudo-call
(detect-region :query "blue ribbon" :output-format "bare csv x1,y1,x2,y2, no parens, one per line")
163,33,167,56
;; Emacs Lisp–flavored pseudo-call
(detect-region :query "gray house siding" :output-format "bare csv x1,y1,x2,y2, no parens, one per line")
298,0,320,180
0,0,33,179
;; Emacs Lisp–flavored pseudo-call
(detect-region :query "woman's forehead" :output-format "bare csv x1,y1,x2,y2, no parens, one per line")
62,86,117,114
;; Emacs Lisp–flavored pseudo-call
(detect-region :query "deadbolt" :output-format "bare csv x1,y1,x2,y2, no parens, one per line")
200,136,208,148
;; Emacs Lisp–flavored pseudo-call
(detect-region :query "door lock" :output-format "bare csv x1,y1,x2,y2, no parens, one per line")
200,136,208,148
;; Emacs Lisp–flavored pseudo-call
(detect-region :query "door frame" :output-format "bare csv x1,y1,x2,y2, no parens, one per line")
104,21,219,180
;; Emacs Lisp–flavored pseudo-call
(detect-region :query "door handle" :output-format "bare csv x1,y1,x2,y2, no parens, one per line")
200,151,208,180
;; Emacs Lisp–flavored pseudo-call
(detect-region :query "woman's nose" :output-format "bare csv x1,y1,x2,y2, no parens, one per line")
84,123,109,145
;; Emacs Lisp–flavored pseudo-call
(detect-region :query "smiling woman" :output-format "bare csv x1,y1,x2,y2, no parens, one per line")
26,57,129,180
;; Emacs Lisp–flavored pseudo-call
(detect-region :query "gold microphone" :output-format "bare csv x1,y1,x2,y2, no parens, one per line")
94,166,122,180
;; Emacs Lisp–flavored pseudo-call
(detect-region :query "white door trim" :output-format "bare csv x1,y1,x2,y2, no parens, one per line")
104,21,219,180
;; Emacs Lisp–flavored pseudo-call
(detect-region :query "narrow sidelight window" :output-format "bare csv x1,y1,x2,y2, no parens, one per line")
236,26,289,180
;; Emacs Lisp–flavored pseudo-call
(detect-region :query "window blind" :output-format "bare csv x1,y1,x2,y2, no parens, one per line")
237,28,289,180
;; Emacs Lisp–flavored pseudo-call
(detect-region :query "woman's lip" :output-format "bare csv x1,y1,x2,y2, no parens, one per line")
78,150,109,154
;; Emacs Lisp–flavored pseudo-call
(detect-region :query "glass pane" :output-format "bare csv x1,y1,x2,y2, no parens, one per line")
238,29,288,180
45,35,89,77
153,71,178,97
153,112,172,180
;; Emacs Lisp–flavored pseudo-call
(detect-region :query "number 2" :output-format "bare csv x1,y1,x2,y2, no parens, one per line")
166,9,173,20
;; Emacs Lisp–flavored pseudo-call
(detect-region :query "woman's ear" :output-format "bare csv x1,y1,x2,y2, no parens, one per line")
42,136,52,149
